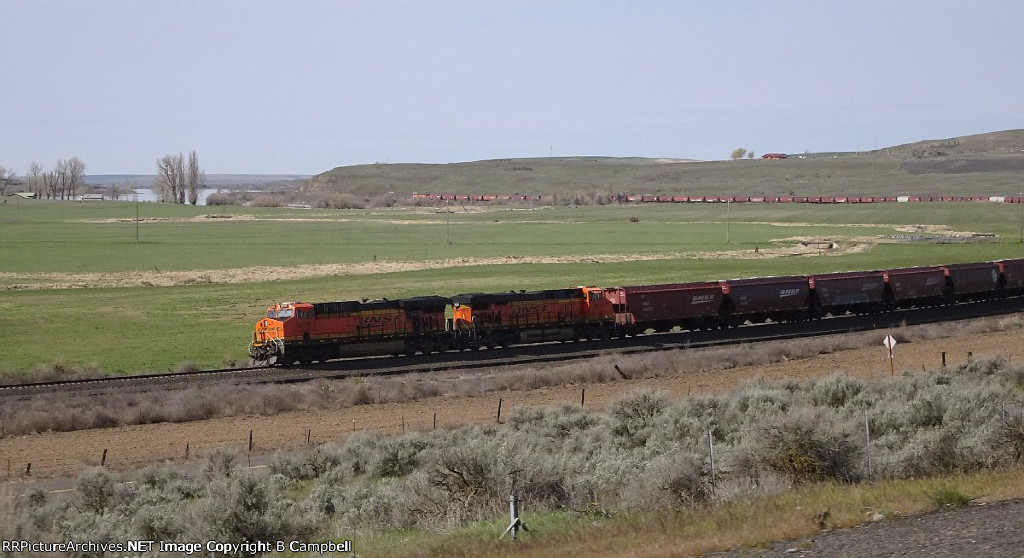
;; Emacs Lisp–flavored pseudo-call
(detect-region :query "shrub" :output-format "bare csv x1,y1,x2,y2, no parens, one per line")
370,435,426,478
270,446,344,480
735,407,861,484
203,447,239,479
810,373,864,408
249,195,284,207
205,192,237,206
608,389,672,447
200,474,312,550
621,449,711,509
927,485,971,508
77,467,117,514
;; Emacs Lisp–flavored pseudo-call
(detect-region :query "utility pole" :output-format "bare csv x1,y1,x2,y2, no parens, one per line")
1019,192,1023,243
446,198,452,245
726,199,731,244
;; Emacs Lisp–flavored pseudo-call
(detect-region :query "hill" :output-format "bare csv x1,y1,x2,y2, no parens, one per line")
307,131,1024,198
870,129,1024,158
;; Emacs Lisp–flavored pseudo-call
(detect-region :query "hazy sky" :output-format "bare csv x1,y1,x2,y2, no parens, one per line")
3,1,1023,175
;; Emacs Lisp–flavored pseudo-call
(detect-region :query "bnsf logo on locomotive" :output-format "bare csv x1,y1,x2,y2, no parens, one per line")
511,305,545,316
359,314,400,326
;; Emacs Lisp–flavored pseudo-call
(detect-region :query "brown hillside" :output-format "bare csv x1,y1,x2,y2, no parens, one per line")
871,129,1024,158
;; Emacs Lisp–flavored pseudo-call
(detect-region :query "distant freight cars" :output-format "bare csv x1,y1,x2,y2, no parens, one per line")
249,260,1024,364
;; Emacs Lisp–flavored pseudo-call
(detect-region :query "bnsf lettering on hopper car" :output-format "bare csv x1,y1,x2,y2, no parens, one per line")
691,294,717,304
779,288,802,298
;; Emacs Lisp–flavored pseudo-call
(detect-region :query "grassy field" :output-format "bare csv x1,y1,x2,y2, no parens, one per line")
1,199,1023,374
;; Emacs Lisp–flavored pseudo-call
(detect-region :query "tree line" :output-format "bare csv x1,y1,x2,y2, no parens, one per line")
0,158,86,200
1,151,204,204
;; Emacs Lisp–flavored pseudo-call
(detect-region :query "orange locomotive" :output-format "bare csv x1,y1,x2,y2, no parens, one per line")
250,296,451,364
451,287,615,348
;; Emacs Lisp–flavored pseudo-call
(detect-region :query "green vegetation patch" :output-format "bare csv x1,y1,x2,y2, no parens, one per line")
1,201,1022,374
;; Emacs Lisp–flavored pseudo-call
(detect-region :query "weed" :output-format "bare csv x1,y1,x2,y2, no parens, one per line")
927,485,971,509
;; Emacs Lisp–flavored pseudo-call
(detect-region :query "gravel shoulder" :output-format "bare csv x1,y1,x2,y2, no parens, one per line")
703,498,1024,558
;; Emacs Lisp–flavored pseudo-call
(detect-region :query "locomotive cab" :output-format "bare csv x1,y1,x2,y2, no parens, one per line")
250,302,315,364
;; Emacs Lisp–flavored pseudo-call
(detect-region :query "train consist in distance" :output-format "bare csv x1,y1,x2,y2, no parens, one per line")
249,259,1024,365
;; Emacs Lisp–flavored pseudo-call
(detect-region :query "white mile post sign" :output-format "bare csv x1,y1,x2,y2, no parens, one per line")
883,334,897,375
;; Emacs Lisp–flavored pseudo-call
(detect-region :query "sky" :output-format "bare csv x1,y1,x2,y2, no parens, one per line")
2,1,1023,175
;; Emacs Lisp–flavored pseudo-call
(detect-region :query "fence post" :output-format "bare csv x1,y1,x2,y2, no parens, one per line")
101,448,107,467
248,430,254,452
708,430,716,497
942,351,946,369
186,442,190,459
864,411,871,478
433,412,437,430
580,387,586,408
496,398,503,424
500,494,528,540
25,463,31,476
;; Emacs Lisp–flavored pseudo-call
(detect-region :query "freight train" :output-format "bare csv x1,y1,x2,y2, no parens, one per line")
249,259,1024,365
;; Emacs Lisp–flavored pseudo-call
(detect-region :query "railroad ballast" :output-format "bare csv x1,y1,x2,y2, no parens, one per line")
249,259,1024,365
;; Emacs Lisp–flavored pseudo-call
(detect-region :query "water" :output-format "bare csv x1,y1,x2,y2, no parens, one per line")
130,188,221,205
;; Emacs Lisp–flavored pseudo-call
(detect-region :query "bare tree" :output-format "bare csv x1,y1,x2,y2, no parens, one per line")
175,155,185,204
155,153,185,203
106,179,133,201
0,165,15,196
43,168,60,200
27,162,44,199
185,150,205,205
61,157,86,200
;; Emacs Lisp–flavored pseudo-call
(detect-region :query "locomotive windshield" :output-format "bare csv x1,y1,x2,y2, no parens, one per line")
266,309,295,319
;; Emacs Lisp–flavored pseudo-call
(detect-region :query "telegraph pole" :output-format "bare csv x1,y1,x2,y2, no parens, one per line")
1019,192,1023,243
726,199,731,244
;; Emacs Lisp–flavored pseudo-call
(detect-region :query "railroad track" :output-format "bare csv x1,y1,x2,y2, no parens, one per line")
3,296,1024,400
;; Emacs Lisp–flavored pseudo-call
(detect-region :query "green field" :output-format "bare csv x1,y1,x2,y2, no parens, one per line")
1,199,1023,374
